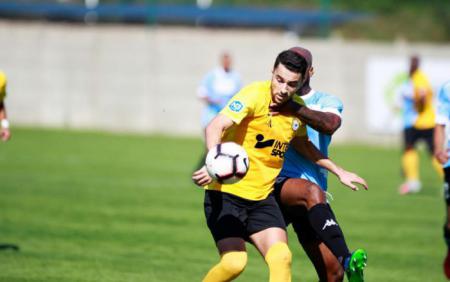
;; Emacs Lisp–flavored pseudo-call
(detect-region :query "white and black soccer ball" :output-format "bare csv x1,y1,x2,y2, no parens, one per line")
205,142,249,184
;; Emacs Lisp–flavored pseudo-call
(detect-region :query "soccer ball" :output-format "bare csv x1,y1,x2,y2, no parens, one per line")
205,142,249,184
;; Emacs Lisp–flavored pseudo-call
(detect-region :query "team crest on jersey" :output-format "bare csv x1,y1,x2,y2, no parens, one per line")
229,100,244,112
292,119,300,131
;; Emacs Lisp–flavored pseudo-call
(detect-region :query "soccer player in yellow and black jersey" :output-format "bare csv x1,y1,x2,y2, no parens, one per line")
397,56,442,194
0,70,11,142
192,50,367,282
204,78,305,201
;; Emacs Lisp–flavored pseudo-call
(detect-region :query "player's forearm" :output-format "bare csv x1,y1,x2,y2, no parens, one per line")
295,106,341,135
205,123,224,150
305,151,347,179
315,158,343,176
291,136,326,163
434,124,446,154
205,114,234,150
292,137,345,176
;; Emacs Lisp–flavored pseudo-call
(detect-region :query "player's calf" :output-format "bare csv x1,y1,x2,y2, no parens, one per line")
307,203,350,265
202,251,247,282
310,245,344,282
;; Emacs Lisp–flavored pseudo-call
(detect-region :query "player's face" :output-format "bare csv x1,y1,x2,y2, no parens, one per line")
271,63,303,105
409,56,419,75
221,54,232,72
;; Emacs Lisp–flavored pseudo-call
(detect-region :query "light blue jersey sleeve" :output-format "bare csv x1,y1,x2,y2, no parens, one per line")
315,94,343,117
198,71,222,111
436,81,450,168
436,81,450,126
397,81,418,128
198,68,242,128
279,91,343,191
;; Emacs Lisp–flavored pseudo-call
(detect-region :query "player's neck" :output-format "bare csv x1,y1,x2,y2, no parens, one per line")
298,84,312,96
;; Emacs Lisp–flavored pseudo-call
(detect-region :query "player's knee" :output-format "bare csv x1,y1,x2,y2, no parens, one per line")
305,182,326,208
220,251,247,276
265,242,292,268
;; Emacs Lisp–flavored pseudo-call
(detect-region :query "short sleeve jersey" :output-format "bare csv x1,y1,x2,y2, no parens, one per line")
436,81,450,168
198,68,242,128
206,81,307,201
398,70,435,129
279,90,343,190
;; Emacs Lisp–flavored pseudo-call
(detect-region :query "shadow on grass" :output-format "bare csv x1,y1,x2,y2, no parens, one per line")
0,243,20,251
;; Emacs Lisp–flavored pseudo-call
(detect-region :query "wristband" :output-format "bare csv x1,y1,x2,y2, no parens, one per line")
1,119,9,129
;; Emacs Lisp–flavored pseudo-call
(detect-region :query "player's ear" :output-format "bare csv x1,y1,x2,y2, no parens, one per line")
309,67,315,77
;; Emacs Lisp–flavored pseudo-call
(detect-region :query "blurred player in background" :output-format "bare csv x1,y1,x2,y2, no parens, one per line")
196,52,242,168
0,69,17,252
198,52,242,129
192,49,367,282
271,47,367,282
0,70,11,142
396,55,442,195
433,80,450,279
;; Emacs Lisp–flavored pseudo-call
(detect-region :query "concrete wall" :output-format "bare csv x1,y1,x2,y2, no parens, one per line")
1,21,449,143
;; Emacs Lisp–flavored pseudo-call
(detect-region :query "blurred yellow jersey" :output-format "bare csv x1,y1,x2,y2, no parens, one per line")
0,71,6,102
412,70,435,129
206,81,307,201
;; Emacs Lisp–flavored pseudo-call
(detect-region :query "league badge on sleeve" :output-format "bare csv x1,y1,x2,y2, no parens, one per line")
292,119,300,131
229,100,244,112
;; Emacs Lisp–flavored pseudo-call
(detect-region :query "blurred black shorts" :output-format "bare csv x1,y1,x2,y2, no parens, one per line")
204,190,286,243
403,127,434,153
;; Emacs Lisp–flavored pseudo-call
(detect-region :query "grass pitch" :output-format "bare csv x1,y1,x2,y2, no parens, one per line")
0,128,447,281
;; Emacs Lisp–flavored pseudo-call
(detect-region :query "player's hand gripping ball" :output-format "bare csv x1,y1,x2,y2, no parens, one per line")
205,142,249,184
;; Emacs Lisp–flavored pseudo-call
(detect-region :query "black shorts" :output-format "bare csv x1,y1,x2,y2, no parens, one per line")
204,190,286,242
274,176,321,244
403,127,434,153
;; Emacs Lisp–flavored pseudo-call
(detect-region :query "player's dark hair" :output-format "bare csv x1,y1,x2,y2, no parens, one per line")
273,50,308,78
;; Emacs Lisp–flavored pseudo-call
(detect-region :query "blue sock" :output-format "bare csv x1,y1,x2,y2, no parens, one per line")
343,255,351,271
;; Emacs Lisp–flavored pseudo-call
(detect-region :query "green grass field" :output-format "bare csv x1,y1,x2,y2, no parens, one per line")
0,128,447,281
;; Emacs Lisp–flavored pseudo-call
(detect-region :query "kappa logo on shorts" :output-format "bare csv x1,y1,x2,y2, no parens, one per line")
229,100,244,112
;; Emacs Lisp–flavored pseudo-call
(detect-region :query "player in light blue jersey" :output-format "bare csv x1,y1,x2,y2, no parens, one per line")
280,89,342,190
433,80,450,279
196,52,242,169
198,52,242,128
271,47,368,282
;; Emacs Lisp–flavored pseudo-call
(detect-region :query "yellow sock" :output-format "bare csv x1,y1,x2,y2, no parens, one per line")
432,157,444,179
402,150,419,181
264,242,292,282
202,251,247,282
